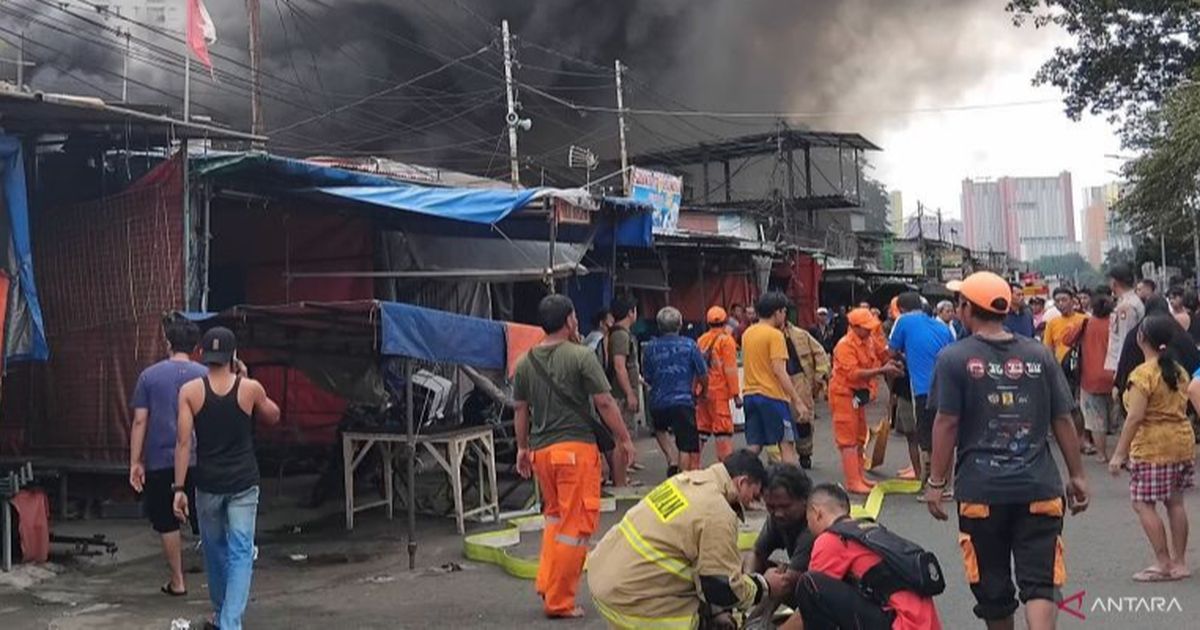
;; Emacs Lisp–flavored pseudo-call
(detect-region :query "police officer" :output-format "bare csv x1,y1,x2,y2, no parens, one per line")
588,450,793,629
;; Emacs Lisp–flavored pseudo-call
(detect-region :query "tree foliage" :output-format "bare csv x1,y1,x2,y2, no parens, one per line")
1029,252,1102,287
1114,77,1200,237
1006,0,1200,144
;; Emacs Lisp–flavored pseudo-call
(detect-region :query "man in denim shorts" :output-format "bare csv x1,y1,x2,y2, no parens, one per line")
741,292,809,465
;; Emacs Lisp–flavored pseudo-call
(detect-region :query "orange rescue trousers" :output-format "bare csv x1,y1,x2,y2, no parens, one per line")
697,397,735,461
532,441,602,617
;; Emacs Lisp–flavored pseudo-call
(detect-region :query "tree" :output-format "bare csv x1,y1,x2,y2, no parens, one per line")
1006,1,1200,144
1114,76,1200,242
1029,252,1102,287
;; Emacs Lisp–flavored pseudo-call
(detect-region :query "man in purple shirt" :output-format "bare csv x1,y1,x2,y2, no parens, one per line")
129,314,207,596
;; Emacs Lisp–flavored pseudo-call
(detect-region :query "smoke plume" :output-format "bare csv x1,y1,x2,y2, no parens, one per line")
2,0,1045,186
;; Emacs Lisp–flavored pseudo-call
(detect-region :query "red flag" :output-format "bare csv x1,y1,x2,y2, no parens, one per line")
186,0,217,69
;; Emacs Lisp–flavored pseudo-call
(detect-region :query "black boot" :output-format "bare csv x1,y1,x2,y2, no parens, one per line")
799,455,812,470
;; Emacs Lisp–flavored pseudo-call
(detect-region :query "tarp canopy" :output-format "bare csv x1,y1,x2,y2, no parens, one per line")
379,302,505,370
187,300,509,371
193,151,599,227
0,135,48,361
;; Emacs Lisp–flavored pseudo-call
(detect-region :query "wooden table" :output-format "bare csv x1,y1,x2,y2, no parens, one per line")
342,426,499,534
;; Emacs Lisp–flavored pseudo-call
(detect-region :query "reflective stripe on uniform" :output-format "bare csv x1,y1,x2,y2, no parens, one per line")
593,597,698,630
544,515,561,524
553,533,589,547
617,518,693,582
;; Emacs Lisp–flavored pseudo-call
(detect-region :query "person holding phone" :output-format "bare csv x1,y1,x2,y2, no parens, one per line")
173,327,280,630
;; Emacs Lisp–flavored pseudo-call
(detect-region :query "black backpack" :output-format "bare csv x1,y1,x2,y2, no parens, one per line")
828,517,945,601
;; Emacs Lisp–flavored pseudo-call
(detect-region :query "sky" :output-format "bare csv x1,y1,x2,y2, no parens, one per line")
867,23,1124,229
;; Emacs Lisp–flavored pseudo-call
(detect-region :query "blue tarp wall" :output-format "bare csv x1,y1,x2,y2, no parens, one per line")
0,135,48,361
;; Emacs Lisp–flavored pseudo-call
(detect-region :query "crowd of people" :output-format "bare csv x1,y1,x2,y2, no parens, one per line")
513,261,1196,630
122,262,1196,629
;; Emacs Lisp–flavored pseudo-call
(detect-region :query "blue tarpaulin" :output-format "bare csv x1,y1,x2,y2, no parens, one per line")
379,302,505,369
317,185,540,225
0,135,48,361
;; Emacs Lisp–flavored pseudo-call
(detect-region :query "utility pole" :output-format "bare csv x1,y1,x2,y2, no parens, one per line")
247,0,264,141
917,202,926,275
502,20,520,188
120,29,130,102
936,208,944,242
614,59,630,194
183,50,191,121
15,30,23,87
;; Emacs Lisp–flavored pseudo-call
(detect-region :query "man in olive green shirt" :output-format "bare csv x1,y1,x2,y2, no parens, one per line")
608,295,641,422
514,294,636,619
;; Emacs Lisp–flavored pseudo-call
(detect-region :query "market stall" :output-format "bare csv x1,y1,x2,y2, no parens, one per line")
193,299,539,569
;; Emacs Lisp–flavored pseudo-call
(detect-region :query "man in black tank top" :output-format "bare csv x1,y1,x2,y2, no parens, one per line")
173,327,280,630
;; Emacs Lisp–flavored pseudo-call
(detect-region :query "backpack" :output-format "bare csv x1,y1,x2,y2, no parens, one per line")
827,517,945,602
1061,319,1088,390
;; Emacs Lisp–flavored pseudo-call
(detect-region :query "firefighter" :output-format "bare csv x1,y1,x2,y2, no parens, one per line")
588,450,794,629
785,321,830,470
829,308,901,494
697,306,742,462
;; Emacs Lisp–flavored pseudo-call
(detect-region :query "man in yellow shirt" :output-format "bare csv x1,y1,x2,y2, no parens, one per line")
1044,287,1087,362
741,292,810,465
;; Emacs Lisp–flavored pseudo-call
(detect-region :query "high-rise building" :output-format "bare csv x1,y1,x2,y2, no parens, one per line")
961,179,1007,255
889,190,904,235
1082,183,1129,267
961,172,1076,262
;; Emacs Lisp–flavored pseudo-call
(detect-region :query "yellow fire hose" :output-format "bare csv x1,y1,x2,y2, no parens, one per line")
463,479,921,579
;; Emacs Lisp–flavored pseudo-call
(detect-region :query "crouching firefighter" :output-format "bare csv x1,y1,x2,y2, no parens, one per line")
780,484,944,630
588,450,795,629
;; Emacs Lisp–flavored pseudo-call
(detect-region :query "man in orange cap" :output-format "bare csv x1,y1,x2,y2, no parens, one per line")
926,271,1089,630
697,306,741,462
828,308,901,493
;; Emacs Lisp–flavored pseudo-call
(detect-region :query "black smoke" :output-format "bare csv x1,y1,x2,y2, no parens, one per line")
3,0,1044,186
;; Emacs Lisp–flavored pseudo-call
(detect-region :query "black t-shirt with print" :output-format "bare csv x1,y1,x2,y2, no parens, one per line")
930,334,1075,504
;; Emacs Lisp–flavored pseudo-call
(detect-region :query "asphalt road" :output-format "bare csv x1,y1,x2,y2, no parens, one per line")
1,406,1196,629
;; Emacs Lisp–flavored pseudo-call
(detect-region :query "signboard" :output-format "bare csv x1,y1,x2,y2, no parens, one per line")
630,167,682,233
941,267,964,282
553,198,591,225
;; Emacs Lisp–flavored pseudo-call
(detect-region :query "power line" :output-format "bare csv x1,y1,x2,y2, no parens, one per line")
271,47,492,134
517,85,1063,120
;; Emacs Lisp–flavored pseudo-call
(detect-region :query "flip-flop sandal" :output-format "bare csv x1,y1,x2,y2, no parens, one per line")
1132,567,1178,582
1081,444,1098,456
1169,567,1192,580
160,582,187,596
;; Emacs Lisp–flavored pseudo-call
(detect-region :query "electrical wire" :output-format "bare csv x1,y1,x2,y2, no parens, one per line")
271,47,492,134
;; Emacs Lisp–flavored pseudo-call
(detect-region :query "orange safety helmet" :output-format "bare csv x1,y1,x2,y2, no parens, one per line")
959,271,1011,314
706,306,729,325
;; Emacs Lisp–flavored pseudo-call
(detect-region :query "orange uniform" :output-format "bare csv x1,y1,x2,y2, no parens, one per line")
829,331,889,448
696,328,740,460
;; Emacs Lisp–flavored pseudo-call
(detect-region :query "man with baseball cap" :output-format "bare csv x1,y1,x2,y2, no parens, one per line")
828,308,901,493
926,271,1089,630
697,306,742,462
173,327,280,630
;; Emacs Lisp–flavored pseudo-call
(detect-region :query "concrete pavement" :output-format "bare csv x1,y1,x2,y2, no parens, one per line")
1,404,1197,629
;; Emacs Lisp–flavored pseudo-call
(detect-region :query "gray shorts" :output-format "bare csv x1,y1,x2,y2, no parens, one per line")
1080,391,1119,434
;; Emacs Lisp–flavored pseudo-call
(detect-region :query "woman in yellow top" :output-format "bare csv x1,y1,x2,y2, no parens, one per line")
1109,314,1195,582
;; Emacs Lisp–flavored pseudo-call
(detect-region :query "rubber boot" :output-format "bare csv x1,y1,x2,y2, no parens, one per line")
840,447,873,495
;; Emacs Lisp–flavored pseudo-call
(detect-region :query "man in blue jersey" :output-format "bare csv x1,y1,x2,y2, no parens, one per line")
888,292,953,491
